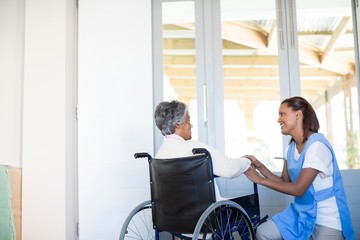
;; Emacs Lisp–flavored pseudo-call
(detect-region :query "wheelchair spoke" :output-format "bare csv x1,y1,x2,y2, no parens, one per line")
120,202,155,240
198,204,255,240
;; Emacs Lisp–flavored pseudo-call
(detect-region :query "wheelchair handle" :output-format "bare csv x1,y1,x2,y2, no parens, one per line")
192,148,218,178
192,148,210,156
134,152,152,160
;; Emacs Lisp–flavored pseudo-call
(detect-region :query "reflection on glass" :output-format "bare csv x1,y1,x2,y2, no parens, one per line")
220,0,283,171
297,0,360,169
162,1,198,140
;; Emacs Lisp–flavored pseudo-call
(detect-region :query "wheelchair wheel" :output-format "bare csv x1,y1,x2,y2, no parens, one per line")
192,200,255,240
119,200,156,240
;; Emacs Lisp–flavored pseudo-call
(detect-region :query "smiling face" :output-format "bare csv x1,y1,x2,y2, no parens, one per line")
175,111,192,140
277,102,302,136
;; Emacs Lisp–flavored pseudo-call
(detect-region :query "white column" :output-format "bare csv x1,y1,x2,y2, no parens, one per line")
22,0,78,239
78,0,153,239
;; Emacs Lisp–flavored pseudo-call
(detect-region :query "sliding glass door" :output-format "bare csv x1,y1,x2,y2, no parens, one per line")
220,0,284,171
153,0,199,151
153,0,225,152
153,0,360,170
296,0,360,169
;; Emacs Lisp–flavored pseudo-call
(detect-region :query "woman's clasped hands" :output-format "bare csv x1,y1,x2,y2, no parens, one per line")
244,155,264,184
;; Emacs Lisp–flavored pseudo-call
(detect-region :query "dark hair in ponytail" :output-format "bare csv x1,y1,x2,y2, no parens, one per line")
281,96,319,143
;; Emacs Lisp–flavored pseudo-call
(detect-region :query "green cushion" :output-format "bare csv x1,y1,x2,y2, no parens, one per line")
0,165,15,240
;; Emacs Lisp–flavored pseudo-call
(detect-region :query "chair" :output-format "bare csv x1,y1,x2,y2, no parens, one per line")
120,148,267,240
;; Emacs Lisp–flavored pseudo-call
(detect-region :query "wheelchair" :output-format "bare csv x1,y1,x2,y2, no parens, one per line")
120,148,268,240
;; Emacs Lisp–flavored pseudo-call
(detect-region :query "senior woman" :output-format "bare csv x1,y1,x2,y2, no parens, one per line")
154,100,251,200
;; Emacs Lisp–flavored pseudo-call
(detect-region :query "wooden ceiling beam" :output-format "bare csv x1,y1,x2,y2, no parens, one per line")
298,29,353,36
170,79,334,94
162,40,354,75
163,53,353,76
168,22,355,75
163,38,195,49
321,17,351,63
267,20,277,49
164,66,341,78
170,79,333,90
163,38,255,50
176,22,269,51
221,22,269,51
163,55,279,65
174,88,324,101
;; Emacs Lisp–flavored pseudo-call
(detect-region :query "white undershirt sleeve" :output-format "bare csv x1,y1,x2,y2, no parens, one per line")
303,142,333,179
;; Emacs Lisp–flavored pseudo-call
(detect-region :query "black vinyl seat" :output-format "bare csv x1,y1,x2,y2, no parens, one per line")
150,152,216,233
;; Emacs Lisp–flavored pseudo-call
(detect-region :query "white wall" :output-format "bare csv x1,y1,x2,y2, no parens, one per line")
1,0,151,238
0,0,24,167
22,0,78,239
78,0,153,239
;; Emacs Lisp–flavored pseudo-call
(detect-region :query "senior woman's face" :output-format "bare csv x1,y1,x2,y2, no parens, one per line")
176,112,192,140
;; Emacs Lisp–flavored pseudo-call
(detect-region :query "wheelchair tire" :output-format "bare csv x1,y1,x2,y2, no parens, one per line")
119,200,156,240
192,200,255,240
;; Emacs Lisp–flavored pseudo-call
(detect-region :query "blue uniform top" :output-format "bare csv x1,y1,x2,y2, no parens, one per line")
272,133,354,239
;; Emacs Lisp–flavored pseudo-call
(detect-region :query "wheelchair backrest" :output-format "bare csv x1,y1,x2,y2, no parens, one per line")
149,151,216,233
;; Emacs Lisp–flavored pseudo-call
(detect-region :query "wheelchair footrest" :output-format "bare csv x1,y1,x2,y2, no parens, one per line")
253,215,269,229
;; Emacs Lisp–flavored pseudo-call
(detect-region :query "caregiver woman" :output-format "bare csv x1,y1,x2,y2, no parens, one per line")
245,96,354,240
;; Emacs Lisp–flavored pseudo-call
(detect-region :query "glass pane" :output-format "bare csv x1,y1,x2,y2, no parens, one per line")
297,0,360,169
162,1,199,140
220,0,283,171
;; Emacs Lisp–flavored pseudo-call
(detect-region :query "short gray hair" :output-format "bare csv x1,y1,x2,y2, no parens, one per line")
154,100,187,136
